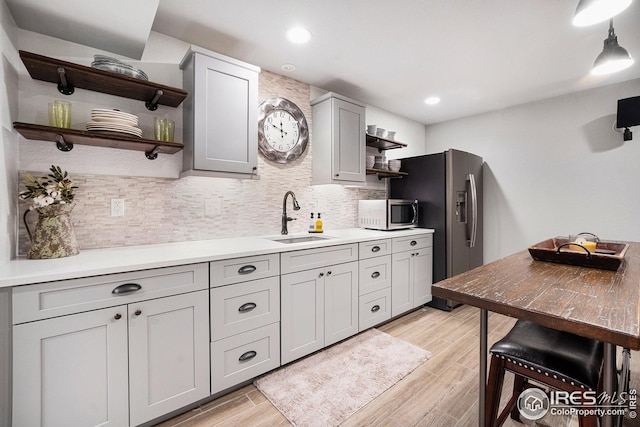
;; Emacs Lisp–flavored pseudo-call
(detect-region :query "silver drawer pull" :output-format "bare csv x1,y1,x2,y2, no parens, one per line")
371,305,381,312
238,302,257,313
371,246,381,252
238,265,257,275
112,283,142,295
371,271,381,279
239,350,257,362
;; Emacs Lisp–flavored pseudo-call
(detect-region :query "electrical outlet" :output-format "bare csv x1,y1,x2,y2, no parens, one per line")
111,199,125,217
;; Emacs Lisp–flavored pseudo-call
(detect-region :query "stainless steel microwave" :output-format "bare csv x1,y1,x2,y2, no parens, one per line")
358,199,418,230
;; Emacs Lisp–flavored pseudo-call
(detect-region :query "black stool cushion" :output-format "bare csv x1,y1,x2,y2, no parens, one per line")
490,320,603,390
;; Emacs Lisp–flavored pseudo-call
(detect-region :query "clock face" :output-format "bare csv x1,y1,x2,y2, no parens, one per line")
258,98,309,164
263,110,300,152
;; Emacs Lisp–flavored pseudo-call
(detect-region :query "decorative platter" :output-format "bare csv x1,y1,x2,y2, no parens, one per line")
528,237,629,271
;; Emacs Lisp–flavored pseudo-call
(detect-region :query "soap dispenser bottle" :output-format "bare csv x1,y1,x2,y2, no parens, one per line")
308,213,315,233
315,213,323,233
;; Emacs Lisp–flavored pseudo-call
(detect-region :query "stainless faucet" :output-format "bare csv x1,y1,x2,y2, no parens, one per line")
281,191,301,235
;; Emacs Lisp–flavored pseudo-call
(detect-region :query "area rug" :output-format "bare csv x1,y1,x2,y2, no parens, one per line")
254,328,431,427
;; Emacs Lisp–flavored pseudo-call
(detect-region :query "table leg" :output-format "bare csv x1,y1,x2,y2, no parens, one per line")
601,343,617,427
479,308,488,427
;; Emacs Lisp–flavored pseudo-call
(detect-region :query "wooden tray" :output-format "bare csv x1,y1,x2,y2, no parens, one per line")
528,237,629,271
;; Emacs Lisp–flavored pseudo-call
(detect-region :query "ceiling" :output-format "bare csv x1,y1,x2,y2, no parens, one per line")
150,0,640,125
6,0,159,59
8,0,640,125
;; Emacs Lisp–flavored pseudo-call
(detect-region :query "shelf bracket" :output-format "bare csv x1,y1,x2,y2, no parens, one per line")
56,67,74,95
145,145,160,160
55,134,73,152
145,89,164,111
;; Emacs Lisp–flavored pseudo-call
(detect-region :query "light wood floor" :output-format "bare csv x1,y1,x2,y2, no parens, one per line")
154,305,640,427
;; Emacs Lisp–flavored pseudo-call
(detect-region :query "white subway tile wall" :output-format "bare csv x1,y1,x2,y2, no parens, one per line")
17,71,384,254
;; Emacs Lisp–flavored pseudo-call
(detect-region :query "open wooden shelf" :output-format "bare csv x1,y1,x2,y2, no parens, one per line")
19,50,187,109
366,168,408,179
366,134,408,152
14,122,183,159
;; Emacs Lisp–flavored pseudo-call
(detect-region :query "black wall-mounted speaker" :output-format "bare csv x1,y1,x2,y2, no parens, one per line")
617,96,640,128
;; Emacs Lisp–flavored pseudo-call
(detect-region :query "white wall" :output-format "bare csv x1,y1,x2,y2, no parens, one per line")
0,0,19,264
0,0,18,423
366,105,426,159
424,78,640,263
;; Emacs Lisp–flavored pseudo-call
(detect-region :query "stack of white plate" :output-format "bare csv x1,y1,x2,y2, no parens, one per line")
86,109,142,137
91,55,149,80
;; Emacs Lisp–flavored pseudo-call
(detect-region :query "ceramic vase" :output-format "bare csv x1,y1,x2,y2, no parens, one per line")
24,203,80,259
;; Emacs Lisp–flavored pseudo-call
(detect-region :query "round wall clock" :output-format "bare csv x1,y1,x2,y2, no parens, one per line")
258,97,309,164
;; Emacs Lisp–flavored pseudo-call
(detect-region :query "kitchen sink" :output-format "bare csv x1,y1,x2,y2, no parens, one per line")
269,235,330,244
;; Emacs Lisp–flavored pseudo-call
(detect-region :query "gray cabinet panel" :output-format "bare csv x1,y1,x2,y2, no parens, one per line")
182,48,259,176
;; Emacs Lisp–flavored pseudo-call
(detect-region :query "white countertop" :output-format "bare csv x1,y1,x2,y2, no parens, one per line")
0,228,434,288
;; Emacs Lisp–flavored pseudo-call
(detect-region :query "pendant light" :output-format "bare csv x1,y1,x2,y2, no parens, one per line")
573,0,632,26
591,20,634,75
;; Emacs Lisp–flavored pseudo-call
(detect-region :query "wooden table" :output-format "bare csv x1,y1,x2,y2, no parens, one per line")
432,242,640,427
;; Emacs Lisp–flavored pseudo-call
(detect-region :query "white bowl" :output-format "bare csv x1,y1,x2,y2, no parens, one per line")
388,160,401,172
366,155,375,168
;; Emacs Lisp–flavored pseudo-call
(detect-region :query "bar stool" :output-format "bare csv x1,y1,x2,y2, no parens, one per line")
486,320,604,427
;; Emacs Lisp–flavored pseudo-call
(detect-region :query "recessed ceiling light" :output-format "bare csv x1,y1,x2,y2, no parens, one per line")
281,64,296,72
286,27,312,44
424,96,441,105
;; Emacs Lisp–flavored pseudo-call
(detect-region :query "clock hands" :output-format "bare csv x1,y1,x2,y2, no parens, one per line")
271,122,288,138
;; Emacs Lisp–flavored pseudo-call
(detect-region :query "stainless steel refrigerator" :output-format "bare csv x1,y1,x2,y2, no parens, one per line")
390,149,483,311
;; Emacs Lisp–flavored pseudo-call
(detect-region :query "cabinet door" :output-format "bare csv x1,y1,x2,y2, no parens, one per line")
324,261,359,346
13,306,128,427
281,268,324,364
332,97,365,182
412,248,433,308
193,53,258,174
391,250,413,316
129,291,210,426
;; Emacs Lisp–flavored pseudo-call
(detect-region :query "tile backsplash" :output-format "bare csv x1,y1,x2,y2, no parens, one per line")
18,171,384,254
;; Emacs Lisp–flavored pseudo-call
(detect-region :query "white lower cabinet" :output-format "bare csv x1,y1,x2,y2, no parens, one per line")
324,261,359,346
281,260,358,364
209,269,281,395
128,291,210,426
13,306,129,427
211,322,280,394
359,287,392,330
391,235,433,317
12,263,210,427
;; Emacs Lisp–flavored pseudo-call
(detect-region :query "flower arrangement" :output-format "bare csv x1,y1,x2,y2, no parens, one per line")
19,165,77,210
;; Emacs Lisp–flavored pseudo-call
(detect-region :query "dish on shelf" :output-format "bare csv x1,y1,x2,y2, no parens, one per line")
91,55,149,81
86,121,142,137
91,108,138,125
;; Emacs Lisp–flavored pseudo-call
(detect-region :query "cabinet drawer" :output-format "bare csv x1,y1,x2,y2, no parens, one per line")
359,255,391,296
211,276,280,340
210,253,279,287
211,322,280,394
359,239,392,260
359,288,392,331
12,263,209,324
392,234,432,253
280,244,358,274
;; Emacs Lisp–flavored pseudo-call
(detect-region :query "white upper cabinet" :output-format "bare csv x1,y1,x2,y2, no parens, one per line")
181,46,260,177
311,92,366,185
